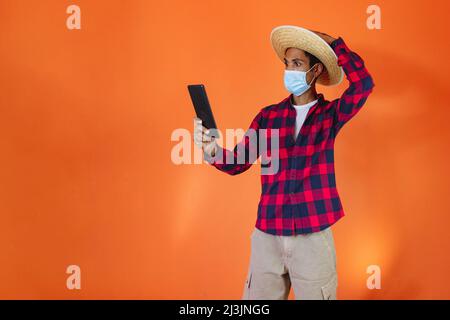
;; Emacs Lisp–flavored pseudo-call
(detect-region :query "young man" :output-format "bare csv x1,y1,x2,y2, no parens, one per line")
193,25,374,300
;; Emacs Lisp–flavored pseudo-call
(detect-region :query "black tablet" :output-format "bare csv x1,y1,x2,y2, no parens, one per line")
187,84,218,130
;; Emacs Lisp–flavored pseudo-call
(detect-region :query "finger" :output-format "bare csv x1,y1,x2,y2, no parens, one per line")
204,142,217,155
202,128,212,138
202,135,213,143
194,132,204,142
194,138,202,147
194,125,205,135
204,144,213,154
207,139,216,146
194,127,203,136
195,124,207,131
194,132,204,143
195,132,213,143
194,118,202,126
193,118,201,127
201,126,209,133
193,119,203,129
204,142,214,152
202,127,217,137
194,131,209,139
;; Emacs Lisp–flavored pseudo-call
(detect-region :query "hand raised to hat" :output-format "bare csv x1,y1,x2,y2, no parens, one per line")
308,30,337,45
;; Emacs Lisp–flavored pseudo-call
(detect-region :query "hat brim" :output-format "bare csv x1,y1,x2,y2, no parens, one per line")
270,25,344,86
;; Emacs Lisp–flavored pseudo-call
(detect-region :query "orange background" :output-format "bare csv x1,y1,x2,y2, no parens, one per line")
1,0,449,299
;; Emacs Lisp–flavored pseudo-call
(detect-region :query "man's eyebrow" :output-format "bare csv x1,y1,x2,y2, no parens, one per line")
283,58,305,63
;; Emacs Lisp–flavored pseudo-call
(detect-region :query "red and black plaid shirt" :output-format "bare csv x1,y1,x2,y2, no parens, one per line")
204,37,374,235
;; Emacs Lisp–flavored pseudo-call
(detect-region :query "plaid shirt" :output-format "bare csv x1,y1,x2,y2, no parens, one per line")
204,37,374,235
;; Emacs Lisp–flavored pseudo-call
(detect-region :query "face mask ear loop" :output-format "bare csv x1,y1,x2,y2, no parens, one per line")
306,64,317,86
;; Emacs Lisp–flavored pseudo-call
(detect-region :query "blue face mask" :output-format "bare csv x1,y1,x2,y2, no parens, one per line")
284,64,317,97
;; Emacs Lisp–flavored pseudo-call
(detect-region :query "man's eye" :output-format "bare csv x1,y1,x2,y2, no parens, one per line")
294,62,300,67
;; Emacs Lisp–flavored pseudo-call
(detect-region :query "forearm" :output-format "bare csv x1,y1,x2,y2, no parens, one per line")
203,109,263,175
204,141,256,176
330,37,375,129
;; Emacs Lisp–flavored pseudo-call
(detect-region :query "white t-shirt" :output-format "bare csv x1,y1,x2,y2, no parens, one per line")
292,99,318,139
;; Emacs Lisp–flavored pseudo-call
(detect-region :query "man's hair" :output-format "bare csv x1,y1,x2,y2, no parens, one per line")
304,51,322,69
304,51,323,85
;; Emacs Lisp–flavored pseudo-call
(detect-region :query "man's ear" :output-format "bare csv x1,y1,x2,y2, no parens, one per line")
316,63,324,78
310,63,323,85
312,63,324,85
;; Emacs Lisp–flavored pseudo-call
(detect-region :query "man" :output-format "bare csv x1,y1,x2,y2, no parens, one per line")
193,25,374,300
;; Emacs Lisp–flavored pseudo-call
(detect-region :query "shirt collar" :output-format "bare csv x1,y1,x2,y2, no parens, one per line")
282,93,325,110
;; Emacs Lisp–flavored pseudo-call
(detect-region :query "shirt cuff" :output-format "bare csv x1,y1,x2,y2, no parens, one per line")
330,37,343,48
330,37,351,55
330,36,365,70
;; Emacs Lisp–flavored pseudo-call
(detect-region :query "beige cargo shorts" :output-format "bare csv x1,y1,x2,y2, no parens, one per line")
242,226,337,300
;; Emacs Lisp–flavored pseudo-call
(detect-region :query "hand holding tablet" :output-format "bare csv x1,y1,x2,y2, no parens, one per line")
188,84,219,157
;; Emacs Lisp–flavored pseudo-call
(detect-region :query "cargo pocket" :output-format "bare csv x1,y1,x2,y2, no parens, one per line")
246,272,252,288
321,275,337,300
319,228,336,271
243,272,253,300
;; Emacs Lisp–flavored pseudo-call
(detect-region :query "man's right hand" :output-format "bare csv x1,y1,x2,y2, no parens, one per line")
193,117,218,157
308,29,337,45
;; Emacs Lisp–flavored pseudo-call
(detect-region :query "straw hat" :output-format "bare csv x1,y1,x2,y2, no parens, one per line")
270,25,344,86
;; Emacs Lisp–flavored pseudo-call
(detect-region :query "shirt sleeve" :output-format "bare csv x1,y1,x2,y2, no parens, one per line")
330,37,375,136
203,110,263,176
